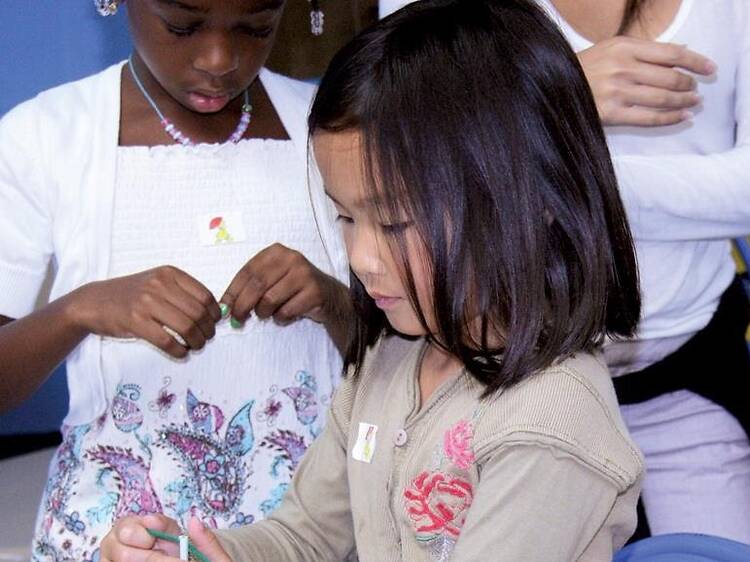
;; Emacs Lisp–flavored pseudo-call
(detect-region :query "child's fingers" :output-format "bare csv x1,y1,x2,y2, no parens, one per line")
100,514,181,560
252,271,305,320
188,516,234,562
149,299,208,351
173,273,222,323
273,285,324,325
163,283,218,342
221,247,290,321
133,320,189,359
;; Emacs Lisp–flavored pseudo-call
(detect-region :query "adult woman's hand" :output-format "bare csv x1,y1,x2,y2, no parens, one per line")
577,36,716,127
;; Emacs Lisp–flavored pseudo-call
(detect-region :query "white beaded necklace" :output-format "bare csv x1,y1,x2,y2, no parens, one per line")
128,55,253,147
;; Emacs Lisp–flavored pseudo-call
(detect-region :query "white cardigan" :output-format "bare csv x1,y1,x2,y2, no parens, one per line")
0,63,346,426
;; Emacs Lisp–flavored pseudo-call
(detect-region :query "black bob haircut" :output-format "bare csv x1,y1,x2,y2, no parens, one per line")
310,0,641,395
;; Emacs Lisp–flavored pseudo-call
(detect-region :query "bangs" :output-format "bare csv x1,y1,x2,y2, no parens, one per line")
310,0,640,394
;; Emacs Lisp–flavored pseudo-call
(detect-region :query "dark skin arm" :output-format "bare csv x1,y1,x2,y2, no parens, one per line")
0,251,355,415
0,266,221,414
0,308,87,414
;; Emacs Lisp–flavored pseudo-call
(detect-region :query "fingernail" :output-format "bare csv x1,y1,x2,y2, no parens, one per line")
681,110,694,120
230,316,243,329
219,303,230,319
705,60,717,74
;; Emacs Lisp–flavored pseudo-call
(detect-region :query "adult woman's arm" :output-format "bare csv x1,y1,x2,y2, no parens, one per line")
577,22,750,241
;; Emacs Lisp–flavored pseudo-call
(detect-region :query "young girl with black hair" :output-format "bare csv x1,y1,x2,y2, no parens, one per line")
0,1,350,559
102,0,644,560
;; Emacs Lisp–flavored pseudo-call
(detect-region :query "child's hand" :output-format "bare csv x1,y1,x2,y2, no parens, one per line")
577,36,716,127
221,243,350,328
68,266,222,358
101,514,233,562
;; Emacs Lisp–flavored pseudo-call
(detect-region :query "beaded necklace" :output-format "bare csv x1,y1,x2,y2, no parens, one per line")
127,55,253,147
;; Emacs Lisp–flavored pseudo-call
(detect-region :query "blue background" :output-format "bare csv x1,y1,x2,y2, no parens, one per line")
0,1,132,434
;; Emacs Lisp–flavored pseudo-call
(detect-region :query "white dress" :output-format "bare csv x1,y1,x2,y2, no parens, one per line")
30,139,343,560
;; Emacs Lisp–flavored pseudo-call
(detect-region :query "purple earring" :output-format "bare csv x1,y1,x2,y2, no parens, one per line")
309,0,324,35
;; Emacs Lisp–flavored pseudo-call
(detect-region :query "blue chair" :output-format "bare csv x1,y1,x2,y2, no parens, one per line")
614,533,750,561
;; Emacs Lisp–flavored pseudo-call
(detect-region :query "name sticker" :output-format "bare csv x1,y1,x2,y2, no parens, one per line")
197,212,246,246
352,422,378,463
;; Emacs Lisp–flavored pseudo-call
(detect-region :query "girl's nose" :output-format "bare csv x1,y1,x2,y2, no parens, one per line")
193,32,239,78
348,226,388,283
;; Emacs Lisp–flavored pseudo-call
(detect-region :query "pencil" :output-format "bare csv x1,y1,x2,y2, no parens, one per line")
146,528,212,562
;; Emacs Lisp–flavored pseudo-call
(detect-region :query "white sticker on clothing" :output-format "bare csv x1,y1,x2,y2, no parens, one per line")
352,422,378,463
197,212,247,246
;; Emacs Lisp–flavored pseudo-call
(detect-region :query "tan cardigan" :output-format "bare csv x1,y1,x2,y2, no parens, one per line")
216,336,644,561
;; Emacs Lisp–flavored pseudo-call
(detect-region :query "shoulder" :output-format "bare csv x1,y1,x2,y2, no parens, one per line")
473,353,643,492
260,68,316,113
330,335,421,432
1,61,123,143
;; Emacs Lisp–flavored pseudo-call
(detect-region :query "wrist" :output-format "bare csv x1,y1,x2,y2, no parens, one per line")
58,284,97,337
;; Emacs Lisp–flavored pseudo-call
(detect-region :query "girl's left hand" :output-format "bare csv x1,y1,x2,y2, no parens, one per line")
221,243,350,327
100,514,233,562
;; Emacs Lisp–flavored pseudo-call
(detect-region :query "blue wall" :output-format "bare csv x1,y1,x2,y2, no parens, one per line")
0,1,131,434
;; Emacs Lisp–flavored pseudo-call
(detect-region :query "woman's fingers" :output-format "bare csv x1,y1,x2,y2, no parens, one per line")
610,105,689,127
578,36,714,127
623,84,700,110
632,40,716,76
630,61,698,92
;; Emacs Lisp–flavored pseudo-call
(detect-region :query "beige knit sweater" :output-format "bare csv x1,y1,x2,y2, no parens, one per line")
215,335,644,561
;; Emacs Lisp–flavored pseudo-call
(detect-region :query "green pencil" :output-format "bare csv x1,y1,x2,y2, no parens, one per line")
146,528,211,562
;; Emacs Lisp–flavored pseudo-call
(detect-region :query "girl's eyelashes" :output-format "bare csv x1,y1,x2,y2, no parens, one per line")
163,21,273,39
380,221,413,235
335,214,354,225
239,25,274,39
164,21,199,37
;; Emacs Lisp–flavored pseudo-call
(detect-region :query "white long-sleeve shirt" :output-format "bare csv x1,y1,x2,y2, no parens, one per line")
538,0,750,373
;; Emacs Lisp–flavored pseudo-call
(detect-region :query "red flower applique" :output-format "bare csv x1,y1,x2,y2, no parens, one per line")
443,419,475,470
403,470,474,542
